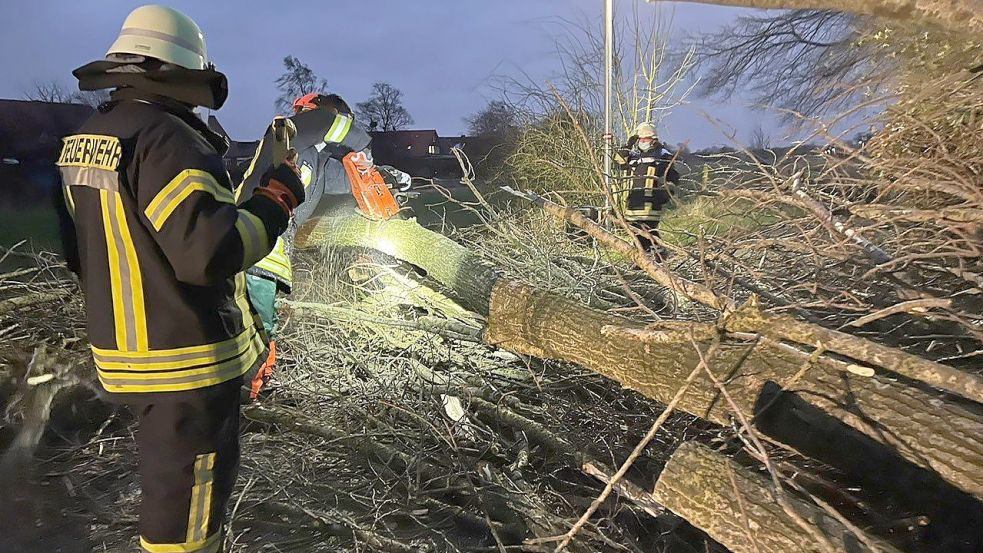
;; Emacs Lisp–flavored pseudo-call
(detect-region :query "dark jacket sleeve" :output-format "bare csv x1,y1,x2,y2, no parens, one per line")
51,177,80,276
237,110,371,203
133,117,286,286
613,147,632,169
660,151,680,184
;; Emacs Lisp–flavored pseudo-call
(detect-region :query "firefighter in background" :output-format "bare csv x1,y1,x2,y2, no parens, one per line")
238,93,410,398
614,122,680,259
57,5,306,552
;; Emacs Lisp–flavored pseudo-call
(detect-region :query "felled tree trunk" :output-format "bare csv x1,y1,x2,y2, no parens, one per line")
295,215,983,502
653,442,898,553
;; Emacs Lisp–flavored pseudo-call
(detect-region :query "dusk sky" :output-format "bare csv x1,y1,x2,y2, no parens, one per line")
0,1,787,148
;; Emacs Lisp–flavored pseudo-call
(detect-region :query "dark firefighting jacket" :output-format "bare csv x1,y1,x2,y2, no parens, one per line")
57,90,289,395
236,108,371,292
613,146,680,221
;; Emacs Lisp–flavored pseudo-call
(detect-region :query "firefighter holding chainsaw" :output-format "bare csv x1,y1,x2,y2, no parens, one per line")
238,93,410,398
56,6,306,551
613,122,680,259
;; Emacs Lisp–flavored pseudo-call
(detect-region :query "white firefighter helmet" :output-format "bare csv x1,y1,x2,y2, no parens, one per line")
634,122,658,140
106,5,208,70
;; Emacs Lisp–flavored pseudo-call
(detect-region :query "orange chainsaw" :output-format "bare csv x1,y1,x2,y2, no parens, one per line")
342,152,403,220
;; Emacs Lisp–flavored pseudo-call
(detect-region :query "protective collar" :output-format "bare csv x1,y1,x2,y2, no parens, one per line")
73,58,229,110
104,88,230,156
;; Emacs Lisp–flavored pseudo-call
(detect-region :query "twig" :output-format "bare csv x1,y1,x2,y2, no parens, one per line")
542,337,719,552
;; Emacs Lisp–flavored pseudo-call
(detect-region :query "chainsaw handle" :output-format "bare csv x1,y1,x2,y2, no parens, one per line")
270,116,297,167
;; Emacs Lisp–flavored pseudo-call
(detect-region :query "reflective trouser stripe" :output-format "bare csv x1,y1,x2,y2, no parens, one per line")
140,531,221,553
187,453,216,543
100,190,149,351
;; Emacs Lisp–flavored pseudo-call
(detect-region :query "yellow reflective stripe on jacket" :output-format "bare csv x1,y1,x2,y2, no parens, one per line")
146,169,235,231
95,330,264,393
63,186,76,219
140,531,221,553
187,453,216,544
235,210,270,270
233,272,265,343
235,137,265,203
324,114,353,143
644,165,657,189
91,326,258,370
252,236,292,284
100,190,149,351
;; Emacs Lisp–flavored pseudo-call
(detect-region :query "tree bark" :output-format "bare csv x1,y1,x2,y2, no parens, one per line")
653,442,898,553
667,0,983,36
295,215,983,501
502,185,983,404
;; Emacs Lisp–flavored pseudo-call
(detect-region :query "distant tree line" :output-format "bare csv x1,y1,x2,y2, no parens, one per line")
273,56,413,131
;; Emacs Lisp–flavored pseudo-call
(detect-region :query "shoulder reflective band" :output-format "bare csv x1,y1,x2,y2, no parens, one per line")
323,115,353,144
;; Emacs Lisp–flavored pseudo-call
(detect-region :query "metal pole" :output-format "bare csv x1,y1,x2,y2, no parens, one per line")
603,0,614,212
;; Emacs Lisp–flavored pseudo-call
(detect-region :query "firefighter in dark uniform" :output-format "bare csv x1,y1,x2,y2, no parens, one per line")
614,122,680,259
56,6,306,552
235,93,409,398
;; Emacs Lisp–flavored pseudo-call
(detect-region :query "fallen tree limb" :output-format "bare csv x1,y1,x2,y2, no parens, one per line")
243,403,452,487
849,204,983,225
789,175,893,265
296,214,983,501
257,500,417,553
0,289,73,317
503,185,983,404
667,0,983,36
409,363,667,519
844,298,953,328
283,300,484,343
722,297,983,403
653,442,900,553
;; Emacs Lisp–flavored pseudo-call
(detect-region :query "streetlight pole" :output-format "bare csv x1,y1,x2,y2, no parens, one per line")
603,0,614,213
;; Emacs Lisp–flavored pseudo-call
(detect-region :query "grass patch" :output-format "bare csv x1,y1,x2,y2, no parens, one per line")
0,206,61,253
659,194,783,247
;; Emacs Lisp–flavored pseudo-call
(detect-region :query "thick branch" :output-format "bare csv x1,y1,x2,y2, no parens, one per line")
668,0,983,35
295,214,983,500
505,186,983,403
654,442,898,553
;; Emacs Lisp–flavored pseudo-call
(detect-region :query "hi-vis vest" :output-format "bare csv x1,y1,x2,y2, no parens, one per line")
236,110,371,292
58,96,278,394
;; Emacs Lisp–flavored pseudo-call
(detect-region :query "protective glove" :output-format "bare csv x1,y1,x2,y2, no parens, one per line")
255,160,306,215
626,134,639,150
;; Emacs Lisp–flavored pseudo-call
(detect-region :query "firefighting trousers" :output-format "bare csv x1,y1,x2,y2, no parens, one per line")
630,220,662,256
126,377,242,553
